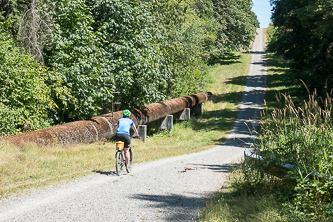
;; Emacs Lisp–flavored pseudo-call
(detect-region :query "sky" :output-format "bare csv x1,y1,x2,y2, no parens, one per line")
251,0,273,28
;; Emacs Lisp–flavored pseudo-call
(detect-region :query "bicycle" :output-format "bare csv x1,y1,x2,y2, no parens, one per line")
115,136,139,176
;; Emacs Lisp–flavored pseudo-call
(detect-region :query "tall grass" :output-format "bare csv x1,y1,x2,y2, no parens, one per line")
259,89,333,173
0,51,252,198
255,89,333,220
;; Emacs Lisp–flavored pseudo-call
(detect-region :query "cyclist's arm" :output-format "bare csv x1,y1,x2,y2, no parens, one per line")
131,124,139,137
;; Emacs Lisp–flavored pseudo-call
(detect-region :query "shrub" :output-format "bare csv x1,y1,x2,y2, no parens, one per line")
0,30,54,136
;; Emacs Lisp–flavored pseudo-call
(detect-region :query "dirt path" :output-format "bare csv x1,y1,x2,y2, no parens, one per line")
0,28,267,222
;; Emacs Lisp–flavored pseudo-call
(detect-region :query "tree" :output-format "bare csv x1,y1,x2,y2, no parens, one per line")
149,0,258,97
42,0,107,121
87,0,171,108
149,0,212,97
0,0,259,134
18,0,52,64
212,0,258,57
269,0,333,90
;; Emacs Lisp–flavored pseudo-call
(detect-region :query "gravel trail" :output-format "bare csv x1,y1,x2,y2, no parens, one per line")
0,28,267,222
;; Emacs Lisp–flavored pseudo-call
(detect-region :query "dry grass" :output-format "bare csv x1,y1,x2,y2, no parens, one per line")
0,141,112,197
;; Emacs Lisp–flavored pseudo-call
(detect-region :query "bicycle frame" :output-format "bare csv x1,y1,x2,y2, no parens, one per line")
115,146,132,176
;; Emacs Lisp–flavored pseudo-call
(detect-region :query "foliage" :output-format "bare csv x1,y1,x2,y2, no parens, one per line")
0,0,29,34
150,0,258,98
149,0,213,98
18,0,52,64
87,0,171,107
0,29,55,136
268,0,333,91
212,0,259,57
266,24,279,49
0,50,251,198
254,90,333,219
200,51,333,221
44,0,172,119
42,0,107,121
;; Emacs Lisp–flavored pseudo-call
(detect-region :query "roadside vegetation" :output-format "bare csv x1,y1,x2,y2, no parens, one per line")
2,0,332,220
0,0,257,201
0,51,252,198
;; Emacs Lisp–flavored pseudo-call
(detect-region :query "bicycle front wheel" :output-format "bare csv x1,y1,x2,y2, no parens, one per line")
115,151,125,176
126,149,133,173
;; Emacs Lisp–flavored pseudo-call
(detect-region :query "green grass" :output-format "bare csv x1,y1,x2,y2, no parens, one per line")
0,51,252,199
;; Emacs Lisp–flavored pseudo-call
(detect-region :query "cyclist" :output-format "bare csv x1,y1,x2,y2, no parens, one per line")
115,109,139,170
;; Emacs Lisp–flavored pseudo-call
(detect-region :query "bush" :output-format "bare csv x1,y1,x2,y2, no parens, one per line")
0,30,54,136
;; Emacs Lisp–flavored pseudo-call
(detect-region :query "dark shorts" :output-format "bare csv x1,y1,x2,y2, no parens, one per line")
115,134,131,148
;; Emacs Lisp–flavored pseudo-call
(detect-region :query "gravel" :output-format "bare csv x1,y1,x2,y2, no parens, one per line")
0,28,267,222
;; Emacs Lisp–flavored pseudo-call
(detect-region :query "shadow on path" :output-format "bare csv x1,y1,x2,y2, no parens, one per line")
189,163,239,172
132,194,204,221
93,170,117,176
131,163,238,221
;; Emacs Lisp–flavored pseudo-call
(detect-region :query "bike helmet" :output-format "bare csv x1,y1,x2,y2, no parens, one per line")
123,109,131,117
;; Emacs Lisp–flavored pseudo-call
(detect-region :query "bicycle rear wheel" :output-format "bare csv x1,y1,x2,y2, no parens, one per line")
126,149,133,173
115,151,125,176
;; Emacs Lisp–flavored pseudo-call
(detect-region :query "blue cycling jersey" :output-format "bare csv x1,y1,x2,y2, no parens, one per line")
116,117,134,135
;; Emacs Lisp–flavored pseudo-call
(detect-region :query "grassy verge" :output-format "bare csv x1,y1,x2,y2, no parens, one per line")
0,51,252,199
200,165,286,221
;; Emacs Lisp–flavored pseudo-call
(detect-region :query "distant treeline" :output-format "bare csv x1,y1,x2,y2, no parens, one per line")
0,0,258,136
267,0,333,91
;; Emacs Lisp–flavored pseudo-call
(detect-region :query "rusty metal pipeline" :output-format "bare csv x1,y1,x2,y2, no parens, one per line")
0,91,212,147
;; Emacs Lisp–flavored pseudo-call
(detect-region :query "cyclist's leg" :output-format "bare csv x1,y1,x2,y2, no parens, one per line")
124,148,129,167
123,134,131,168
